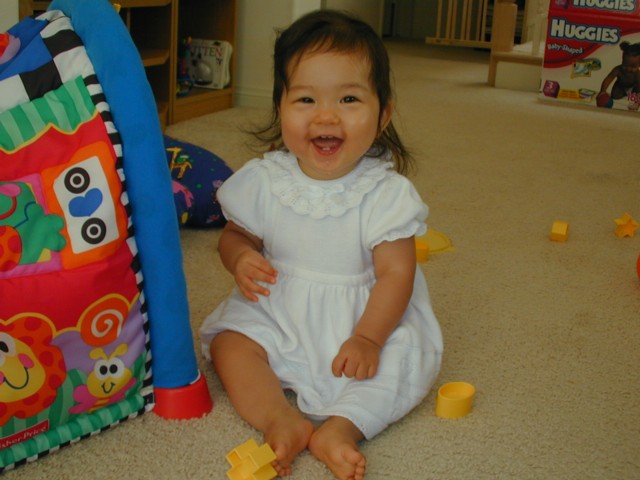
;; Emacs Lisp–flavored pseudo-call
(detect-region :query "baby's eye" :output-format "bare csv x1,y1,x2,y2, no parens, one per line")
297,97,314,104
341,96,358,103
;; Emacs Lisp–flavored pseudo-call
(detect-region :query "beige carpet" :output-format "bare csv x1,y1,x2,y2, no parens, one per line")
6,40,639,480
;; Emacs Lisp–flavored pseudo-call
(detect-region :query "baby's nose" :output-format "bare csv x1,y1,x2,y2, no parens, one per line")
314,106,339,124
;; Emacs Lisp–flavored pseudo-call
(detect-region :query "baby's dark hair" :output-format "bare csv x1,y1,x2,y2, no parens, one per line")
252,9,414,175
621,41,640,57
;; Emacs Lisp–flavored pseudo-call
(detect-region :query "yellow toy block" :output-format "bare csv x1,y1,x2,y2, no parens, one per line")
550,220,569,242
226,439,277,480
614,212,639,238
415,239,430,263
226,438,259,467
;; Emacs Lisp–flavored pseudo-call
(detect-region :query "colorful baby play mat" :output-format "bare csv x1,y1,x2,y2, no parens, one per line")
0,0,211,472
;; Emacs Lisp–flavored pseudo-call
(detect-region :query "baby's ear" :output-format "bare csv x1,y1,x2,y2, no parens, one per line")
379,102,393,132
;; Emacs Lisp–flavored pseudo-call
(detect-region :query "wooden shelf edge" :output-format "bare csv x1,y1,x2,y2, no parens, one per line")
31,1,51,10
157,100,169,130
172,87,233,123
140,48,171,67
117,0,172,8
24,1,172,13
175,86,232,102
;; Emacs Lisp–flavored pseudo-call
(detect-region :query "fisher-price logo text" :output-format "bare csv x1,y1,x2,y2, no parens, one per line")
549,18,620,44
572,0,636,12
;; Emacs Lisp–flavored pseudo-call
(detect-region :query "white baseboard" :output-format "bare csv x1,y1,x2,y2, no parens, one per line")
234,87,272,108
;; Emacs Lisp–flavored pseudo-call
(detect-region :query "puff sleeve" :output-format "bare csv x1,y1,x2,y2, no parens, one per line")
216,159,269,239
363,173,428,250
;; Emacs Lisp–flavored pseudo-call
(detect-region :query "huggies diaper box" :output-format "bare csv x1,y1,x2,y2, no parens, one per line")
540,0,640,112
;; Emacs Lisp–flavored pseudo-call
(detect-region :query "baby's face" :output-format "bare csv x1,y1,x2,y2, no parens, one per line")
279,50,391,181
621,55,640,73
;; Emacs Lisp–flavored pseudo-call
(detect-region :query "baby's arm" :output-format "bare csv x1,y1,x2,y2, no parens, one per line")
331,236,416,380
599,66,621,95
218,220,277,302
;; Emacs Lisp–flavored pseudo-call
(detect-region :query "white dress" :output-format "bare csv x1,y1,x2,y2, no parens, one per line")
200,151,443,439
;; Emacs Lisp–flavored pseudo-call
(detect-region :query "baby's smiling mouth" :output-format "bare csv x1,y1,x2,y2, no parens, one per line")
312,135,343,154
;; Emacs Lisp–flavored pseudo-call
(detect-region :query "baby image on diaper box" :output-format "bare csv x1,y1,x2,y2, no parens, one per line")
540,1,640,113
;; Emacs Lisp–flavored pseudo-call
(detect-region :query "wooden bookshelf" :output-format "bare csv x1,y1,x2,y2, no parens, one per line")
173,0,236,124
18,0,237,128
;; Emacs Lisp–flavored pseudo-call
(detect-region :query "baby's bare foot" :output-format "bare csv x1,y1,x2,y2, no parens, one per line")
308,417,366,480
264,408,314,476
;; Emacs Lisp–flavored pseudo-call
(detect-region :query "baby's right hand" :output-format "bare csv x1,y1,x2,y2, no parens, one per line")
233,250,277,302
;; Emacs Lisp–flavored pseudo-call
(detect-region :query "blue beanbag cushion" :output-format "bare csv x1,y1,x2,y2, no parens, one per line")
163,135,233,227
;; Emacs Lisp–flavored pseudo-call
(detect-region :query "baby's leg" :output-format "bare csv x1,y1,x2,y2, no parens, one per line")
611,82,628,99
210,331,314,476
309,416,366,480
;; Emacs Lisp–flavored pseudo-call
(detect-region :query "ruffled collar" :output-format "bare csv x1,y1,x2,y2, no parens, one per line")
262,150,393,219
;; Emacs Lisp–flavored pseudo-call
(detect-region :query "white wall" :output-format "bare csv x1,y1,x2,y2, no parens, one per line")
0,0,19,32
236,0,321,107
235,0,287,107
294,0,322,19
322,0,384,34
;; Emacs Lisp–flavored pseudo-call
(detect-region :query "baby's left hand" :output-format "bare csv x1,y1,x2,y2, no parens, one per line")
331,335,381,380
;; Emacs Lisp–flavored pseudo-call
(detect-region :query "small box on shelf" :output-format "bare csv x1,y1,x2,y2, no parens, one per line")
188,38,232,90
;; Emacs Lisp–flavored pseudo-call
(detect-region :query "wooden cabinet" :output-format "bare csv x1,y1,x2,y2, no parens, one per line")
120,0,176,129
18,0,236,128
173,0,236,124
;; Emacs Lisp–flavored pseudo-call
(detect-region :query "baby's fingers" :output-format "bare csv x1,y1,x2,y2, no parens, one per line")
236,253,277,282
331,353,347,377
251,264,278,285
331,354,376,380
236,275,272,302
349,360,376,380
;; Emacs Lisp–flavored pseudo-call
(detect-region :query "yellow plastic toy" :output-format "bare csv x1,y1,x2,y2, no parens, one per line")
614,213,639,238
226,439,277,480
550,220,569,242
414,229,454,263
415,239,430,263
435,381,476,419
